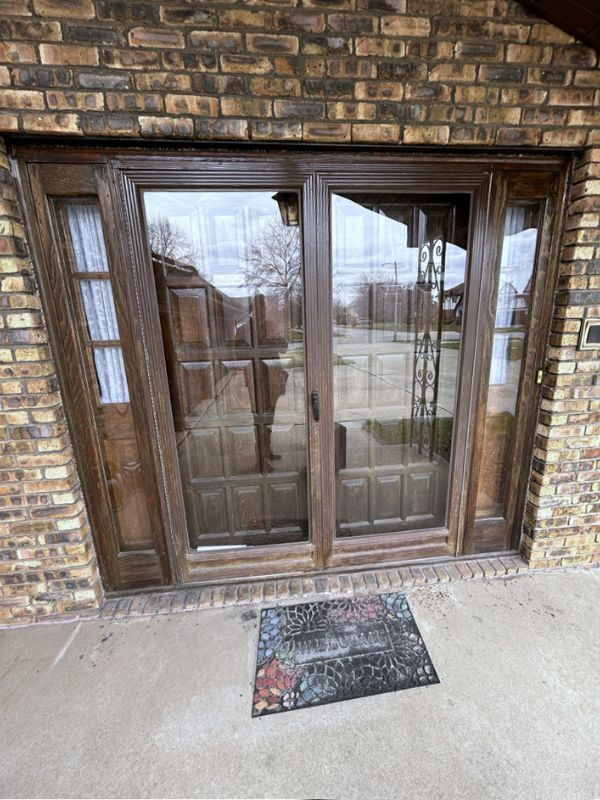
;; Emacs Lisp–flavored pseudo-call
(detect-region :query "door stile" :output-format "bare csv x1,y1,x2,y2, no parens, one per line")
108,166,188,583
300,171,329,570
313,172,336,568
452,168,507,556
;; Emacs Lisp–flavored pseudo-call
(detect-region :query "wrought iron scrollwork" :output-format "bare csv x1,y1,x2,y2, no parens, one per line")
411,236,445,457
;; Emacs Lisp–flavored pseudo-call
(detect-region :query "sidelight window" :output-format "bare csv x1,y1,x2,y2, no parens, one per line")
60,201,129,404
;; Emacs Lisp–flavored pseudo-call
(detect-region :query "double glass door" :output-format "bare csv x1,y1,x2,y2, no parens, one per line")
19,150,566,589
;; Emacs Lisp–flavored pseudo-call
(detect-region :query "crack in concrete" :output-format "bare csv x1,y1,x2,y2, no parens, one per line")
50,622,81,669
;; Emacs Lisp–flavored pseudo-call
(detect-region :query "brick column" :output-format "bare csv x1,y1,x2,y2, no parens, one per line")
0,136,102,624
523,146,600,568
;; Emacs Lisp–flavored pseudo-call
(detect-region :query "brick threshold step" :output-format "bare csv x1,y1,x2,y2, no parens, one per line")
9,553,597,629
100,554,531,620
5,557,600,629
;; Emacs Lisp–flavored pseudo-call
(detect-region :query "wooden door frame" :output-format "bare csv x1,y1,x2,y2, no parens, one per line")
12,143,572,591
112,155,324,584
14,158,172,591
114,155,498,582
313,164,494,571
462,165,571,554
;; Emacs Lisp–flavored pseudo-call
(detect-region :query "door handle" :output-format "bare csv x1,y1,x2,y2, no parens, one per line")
311,389,320,422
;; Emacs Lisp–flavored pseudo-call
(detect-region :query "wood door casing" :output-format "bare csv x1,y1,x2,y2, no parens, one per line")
13,146,570,590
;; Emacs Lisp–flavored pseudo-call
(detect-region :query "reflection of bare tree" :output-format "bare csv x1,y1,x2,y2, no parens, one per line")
333,284,349,325
243,220,301,297
353,270,396,322
148,215,204,273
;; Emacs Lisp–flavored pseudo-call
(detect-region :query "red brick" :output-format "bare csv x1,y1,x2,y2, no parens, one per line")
247,33,299,55
0,42,37,64
1,90,45,110
188,31,241,51
164,94,218,116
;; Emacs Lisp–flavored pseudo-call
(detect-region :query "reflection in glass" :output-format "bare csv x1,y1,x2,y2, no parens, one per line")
143,191,308,549
332,194,470,537
476,203,541,518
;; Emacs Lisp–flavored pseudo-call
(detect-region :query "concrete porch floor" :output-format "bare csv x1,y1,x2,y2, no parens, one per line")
1,569,599,800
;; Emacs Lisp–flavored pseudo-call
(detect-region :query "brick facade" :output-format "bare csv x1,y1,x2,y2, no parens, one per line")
0,0,598,623
524,146,600,569
0,140,102,624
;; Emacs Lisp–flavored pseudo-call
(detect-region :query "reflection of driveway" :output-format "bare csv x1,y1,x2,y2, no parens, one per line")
333,325,461,343
334,332,460,419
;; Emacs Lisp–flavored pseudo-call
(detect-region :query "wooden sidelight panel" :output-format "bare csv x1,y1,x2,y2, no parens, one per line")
462,167,570,555
16,161,170,591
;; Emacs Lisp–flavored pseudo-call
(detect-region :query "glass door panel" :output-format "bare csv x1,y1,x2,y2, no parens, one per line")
331,193,470,538
476,202,542,518
143,190,309,550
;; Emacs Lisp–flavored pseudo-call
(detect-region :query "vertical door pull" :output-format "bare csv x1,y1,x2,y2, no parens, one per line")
311,389,320,421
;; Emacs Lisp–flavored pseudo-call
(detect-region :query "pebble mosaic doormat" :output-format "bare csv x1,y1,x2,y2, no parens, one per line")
252,592,439,716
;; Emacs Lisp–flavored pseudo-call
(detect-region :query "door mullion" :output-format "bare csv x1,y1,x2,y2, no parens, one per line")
458,169,509,554
303,172,334,569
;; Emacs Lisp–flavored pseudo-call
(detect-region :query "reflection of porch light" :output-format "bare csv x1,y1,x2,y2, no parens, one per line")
272,192,300,227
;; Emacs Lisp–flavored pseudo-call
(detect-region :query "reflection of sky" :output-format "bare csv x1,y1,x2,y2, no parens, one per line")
143,191,538,302
332,195,467,300
331,195,540,302
143,190,285,296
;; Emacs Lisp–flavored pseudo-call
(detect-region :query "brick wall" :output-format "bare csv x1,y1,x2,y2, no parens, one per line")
0,139,102,624
0,0,599,623
524,147,600,569
0,1,598,146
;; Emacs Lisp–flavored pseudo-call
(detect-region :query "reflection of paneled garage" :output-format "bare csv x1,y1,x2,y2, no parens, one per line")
154,260,309,549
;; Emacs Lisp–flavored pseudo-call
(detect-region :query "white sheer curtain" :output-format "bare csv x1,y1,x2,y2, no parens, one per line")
65,203,109,272
65,202,129,403
79,280,119,340
92,348,129,403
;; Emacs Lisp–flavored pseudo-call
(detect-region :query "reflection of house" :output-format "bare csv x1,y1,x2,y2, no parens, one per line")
443,283,464,324
496,279,530,328
514,277,531,326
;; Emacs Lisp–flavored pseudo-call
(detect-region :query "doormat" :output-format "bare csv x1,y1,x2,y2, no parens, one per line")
252,592,439,716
